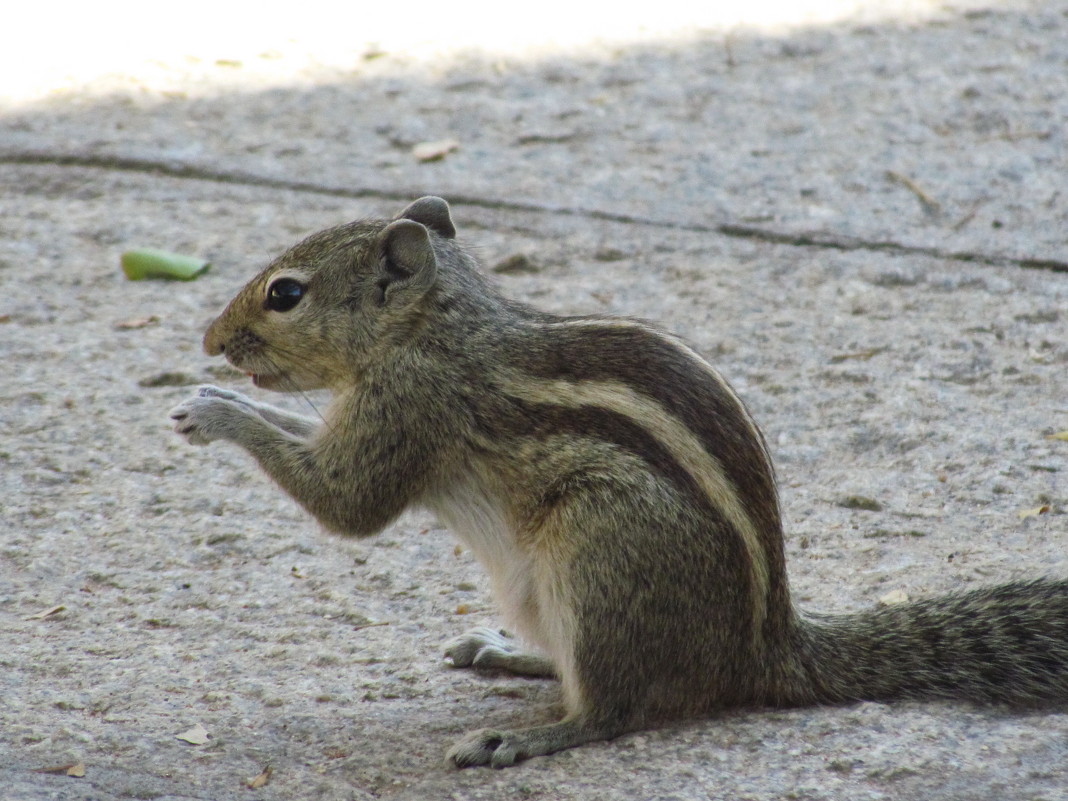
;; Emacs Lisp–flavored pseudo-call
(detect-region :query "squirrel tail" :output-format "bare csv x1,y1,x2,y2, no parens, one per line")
790,579,1068,705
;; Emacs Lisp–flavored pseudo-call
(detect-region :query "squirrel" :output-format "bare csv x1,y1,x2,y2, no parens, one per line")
171,196,1068,769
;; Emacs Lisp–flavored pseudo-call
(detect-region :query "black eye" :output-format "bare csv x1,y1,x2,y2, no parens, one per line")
266,278,304,312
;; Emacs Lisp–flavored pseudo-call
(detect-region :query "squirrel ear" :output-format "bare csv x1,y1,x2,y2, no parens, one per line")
395,196,456,239
376,219,438,304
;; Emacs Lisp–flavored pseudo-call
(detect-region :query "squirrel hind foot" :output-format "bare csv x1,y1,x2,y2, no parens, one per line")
447,718,621,769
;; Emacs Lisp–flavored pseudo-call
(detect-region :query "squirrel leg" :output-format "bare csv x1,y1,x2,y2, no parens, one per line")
447,716,622,769
170,384,434,536
444,626,555,678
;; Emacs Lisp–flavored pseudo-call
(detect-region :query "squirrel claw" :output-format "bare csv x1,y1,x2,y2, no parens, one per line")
195,384,250,403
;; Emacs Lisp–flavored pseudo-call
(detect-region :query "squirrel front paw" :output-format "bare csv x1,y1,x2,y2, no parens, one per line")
445,627,556,677
169,388,257,446
444,626,514,669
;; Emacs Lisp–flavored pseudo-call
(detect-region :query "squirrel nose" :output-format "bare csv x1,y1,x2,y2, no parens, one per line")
203,317,226,356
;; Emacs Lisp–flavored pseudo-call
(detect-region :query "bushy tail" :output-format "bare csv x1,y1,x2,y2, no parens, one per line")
794,579,1068,705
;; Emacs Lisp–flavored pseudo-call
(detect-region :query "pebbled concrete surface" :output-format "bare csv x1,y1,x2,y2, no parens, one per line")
2,2,1067,799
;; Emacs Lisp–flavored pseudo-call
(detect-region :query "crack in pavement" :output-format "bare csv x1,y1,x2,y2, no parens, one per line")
3,149,1065,273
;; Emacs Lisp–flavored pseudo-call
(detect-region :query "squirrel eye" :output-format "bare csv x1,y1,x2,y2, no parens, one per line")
266,278,304,312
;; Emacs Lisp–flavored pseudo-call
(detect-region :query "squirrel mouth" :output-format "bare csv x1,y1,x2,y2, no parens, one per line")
248,372,286,390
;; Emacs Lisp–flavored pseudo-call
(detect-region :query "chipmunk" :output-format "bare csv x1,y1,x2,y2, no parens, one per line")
171,196,1068,769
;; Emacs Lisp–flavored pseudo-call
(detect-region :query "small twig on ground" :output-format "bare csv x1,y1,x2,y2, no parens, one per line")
951,197,989,231
352,621,393,632
886,170,942,219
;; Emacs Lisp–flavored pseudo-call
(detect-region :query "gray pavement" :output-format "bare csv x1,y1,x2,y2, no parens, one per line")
2,2,1067,799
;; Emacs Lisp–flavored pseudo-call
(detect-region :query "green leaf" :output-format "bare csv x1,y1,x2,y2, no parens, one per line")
121,249,210,281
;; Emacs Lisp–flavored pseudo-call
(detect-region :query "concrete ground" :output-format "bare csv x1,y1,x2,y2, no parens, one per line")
2,1,1067,799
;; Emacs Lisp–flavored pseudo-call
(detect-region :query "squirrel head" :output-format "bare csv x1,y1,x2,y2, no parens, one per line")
203,196,458,392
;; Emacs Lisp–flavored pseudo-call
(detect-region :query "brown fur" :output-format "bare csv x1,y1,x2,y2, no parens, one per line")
171,197,1068,768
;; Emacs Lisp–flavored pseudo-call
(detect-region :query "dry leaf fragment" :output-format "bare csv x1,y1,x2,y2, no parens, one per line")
1018,505,1051,520
176,722,210,745
137,371,200,388
837,495,883,512
412,138,459,162
1047,431,1068,441
26,605,65,620
829,347,887,364
492,254,541,275
115,315,160,330
455,604,473,615
878,589,910,606
247,765,272,789
34,763,84,777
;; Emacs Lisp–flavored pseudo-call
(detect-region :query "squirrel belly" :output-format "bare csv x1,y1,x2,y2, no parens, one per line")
171,196,1068,768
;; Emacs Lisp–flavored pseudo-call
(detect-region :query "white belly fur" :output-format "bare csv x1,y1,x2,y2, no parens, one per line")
427,474,575,678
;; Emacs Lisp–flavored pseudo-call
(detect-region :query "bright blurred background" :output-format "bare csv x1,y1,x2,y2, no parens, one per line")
1,0,992,101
